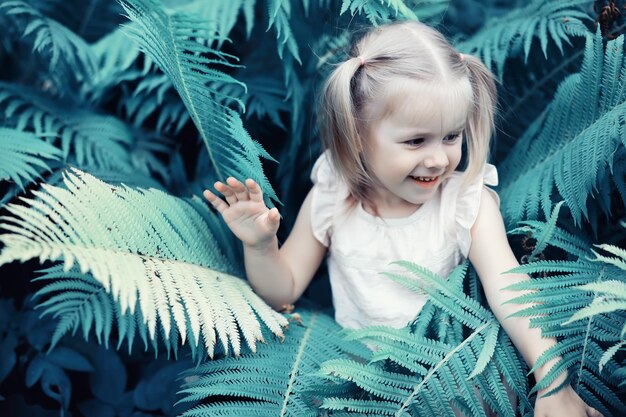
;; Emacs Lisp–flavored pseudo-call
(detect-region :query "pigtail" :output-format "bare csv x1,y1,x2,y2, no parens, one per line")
461,54,498,187
318,57,370,201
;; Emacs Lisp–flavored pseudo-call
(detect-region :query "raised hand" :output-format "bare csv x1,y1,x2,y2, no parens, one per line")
203,177,280,249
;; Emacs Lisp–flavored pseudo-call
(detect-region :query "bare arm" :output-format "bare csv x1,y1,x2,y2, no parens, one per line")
469,189,602,417
204,178,326,310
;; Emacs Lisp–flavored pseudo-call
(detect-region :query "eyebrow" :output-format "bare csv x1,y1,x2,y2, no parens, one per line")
404,125,466,138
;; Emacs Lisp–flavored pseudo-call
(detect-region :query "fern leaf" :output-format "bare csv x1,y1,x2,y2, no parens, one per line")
456,0,590,78
0,127,60,191
0,168,288,357
0,1,97,85
340,0,447,24
502,222,626,415
498,31,626,227
311,263,530,417
0,82,135,170
119,0,279,205
177,308,370,416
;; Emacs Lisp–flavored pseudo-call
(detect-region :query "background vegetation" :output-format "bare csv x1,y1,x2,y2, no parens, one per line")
0,0,624,416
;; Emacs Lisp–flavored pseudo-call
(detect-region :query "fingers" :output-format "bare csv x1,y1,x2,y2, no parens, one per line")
213,180,238,206
246,178,264,203
226,177,250,202
267,207,280,225
206,177,264,208
203,189,229,214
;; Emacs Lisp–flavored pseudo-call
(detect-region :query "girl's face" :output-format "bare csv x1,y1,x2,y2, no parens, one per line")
363,81,470,213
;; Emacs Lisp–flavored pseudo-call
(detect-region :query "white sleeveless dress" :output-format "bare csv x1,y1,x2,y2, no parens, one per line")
309,150,500,329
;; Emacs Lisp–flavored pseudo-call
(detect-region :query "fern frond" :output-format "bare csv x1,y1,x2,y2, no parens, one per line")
267,0,301,63
456,0,590,79
119,0,279,205
177,0,256,44
339,0,448,24
88,26,151,103
0,82,135,170
0,168,288,357
177,308,370,416
312,263,532,417
0,127,60,191
30,0,124,42
503,223,626,415
0,0,97,88
498,31,626,227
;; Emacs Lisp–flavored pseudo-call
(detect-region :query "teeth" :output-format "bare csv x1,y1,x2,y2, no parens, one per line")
412,176,437,182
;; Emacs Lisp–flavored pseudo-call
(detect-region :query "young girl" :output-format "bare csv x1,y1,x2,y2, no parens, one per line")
203,21,602,417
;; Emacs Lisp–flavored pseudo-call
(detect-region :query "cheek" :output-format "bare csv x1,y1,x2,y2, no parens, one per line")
449,143,463,169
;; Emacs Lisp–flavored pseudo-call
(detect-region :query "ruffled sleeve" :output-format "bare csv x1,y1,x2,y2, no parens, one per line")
309,150,346,247
451,164,500,258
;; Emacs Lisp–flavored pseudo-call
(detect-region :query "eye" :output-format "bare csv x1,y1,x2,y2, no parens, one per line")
405,138,425,146
443,132,462,143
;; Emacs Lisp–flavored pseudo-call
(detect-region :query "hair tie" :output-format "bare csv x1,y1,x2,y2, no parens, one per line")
358,56,365,67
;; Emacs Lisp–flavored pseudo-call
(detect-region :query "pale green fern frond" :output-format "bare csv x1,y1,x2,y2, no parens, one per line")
119,0,279,205
498,31,626,228
456,0,590,79
0,168,288,357
177,308,370,416
33,265,153,354
0,128,60,191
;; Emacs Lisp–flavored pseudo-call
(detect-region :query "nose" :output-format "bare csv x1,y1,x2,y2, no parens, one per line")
423,143,448,170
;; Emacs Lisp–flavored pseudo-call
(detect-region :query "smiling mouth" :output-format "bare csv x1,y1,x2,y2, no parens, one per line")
409,175,440,188
409,176,438,182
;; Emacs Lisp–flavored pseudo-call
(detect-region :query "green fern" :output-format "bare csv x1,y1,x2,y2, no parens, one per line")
26,0,124,43
311,262,533,417
0,82,136,170
498,30,626,228
0,0,97,91
456,0,590,79
0,127,60,191
178,0,256,44
562,241,626,379
339,0,448,24
88,26,151,104
503,221,626,416
0,168,288,357
177,308,370,416
119,0,279,205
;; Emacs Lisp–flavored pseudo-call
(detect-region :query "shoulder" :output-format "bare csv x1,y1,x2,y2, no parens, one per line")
444,163,500,258
309,150,349,247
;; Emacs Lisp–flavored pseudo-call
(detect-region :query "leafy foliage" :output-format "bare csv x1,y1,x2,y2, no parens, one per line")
310,262,533,417
0,127,60,190
177,308,371,416
456,0,590,79
498,30,626,229
0,0,625,415
504,220,626,416
0,168,288,358
119,0,279,206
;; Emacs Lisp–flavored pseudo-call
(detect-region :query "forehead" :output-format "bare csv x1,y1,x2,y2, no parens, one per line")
368,78,473,136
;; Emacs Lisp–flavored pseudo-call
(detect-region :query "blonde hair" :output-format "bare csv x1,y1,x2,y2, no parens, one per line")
317,21,497,212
